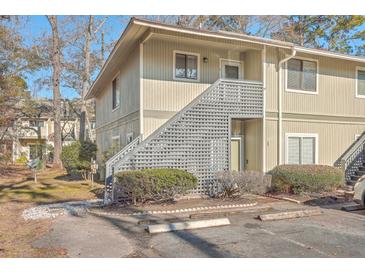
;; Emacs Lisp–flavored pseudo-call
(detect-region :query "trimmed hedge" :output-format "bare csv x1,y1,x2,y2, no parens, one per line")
271,165,343,194
114,168,198,204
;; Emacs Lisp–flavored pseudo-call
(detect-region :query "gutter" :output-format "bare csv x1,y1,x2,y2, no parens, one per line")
278,47,296,165
295,46,365,64
134,18,294,49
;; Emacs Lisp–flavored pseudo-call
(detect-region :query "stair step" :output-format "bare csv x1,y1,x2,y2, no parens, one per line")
358,166,365,171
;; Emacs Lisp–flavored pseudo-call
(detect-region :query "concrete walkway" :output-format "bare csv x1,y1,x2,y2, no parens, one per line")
33,214,133,257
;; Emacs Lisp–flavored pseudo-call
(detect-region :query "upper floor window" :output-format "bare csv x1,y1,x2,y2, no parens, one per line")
356,67,365,98
173,51,199,81
287,58,318,93
112,77,120,110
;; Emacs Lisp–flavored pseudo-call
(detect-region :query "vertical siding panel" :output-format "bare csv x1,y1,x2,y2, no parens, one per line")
142,37,263,137
283,121,365,166
283,53,364,117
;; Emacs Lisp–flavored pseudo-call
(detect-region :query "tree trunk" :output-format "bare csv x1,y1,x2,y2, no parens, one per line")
79,16,93,142
47,15,63,169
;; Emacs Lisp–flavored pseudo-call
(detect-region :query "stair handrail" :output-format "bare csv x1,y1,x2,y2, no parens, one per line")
105,134,142,177
339,131,365,173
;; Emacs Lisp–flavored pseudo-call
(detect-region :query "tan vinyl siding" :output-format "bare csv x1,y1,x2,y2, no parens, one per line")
243,50,262,82
142,36,263,137
244,119,263,171
265,119,278,170
96,111,140,165
283,52,365,117
94,46,140,165
283,120,365,166
95,46,140,127
265,46,279,112
265,117,365,170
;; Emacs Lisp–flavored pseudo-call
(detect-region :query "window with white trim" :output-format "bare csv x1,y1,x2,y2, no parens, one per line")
287,58,317,92
112,77,120,110
174,51,199,80
356,67,365,97
286,134,317,164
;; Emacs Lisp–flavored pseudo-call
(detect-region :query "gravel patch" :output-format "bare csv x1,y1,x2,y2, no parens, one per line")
22,199,103,220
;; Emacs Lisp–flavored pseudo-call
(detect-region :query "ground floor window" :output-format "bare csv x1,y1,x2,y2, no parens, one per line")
285,133,318,164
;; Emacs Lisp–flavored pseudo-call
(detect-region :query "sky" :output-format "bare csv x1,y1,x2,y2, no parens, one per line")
16,16,365,100
19,15,129,99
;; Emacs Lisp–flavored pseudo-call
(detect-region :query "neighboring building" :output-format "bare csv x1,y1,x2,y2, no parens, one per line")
11,98,96,162
85,18,365,200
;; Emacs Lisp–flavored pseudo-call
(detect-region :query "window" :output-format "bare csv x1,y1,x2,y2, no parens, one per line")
287,58,318,93
112,78,120,110
174,51,199,81
29,120,44,127
356,67,365,98
126,132,134,144
286,134,317,164
111,136,120,154
225,65,239,79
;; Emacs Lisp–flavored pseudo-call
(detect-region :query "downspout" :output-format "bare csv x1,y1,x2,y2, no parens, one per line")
262,45,266,172
278,47,296,165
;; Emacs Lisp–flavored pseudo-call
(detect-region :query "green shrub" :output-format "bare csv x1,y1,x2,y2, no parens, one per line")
61,141,97,179
114,169,198,204
15,156,28,164
271,165,343,194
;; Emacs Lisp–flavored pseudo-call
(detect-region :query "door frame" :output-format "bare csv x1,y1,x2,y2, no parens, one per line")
230,136,244,171
219,58,244,80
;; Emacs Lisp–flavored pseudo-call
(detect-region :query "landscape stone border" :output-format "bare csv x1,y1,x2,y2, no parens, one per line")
87,202,258,217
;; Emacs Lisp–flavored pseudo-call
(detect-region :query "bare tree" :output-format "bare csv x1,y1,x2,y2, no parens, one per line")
47,15,62,168
62,16,110,142
78,16,93,142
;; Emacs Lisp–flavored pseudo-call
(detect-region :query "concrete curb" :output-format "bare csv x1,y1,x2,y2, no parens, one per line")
87,202,258,217
264,194,302,204
258,208,322,221
147,218,231,233
189,205,272,219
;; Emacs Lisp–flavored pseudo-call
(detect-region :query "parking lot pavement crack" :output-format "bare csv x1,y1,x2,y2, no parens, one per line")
260,228,330,257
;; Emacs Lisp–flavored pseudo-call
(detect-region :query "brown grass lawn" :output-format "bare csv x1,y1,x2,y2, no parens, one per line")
0,164,103,257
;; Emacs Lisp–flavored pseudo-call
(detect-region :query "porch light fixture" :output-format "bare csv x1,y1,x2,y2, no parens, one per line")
203,57,208,63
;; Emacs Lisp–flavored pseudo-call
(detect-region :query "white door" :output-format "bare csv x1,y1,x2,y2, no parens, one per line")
230,137,243,171
221,59,242,80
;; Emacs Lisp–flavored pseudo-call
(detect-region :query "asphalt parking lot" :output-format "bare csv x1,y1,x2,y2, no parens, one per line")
34,200,365,257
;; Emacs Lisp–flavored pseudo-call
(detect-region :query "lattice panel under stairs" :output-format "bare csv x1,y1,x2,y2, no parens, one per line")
112,79,264,198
